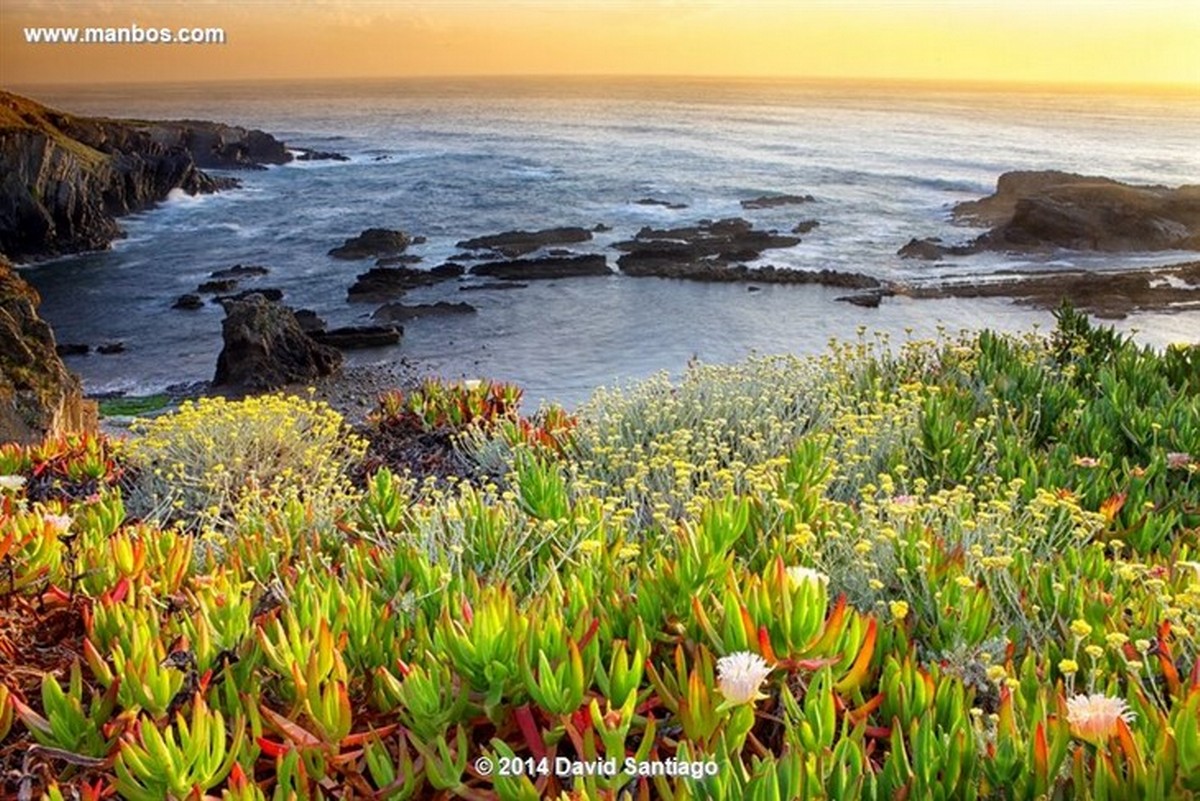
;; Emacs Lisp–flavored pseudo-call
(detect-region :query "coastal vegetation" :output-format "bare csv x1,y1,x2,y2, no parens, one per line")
1,306,1198,798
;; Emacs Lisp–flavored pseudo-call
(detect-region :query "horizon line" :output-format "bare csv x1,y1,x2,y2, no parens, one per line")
6,73,1199,96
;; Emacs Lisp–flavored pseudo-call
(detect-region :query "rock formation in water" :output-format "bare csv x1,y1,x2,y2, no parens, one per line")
213,295,342,390
961,171,1200,252
457,227,594,258
329,228,413,260
901,171,1200,259
0,256,97,443
469,254,611,280
0,90,290,262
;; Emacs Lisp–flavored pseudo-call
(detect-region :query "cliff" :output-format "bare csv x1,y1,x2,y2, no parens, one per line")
954,170,1200,253
0,255,96,443
0,90,291,262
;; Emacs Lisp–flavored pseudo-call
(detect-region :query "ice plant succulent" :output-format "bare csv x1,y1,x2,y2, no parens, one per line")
716,651,773,706
1066,693,1136,746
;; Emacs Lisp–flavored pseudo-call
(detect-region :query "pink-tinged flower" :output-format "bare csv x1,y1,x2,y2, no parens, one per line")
1073,456,1100,469
43,513,72,534
1166,452,1193,470
891,494,918,506
716,652,773,706
1066,693,1135,745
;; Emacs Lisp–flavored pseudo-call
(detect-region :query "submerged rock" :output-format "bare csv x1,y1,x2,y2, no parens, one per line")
836,291,893,308
309,325,402,349
635,198,688,210
792,220,820,234
213,295,341,389
741,194,816,209
372,301,476,323
172,293,204,310
459,282,529,292
294,148,349,162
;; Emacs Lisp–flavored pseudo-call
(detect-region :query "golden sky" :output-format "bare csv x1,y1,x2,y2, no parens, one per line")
2,1,1198,89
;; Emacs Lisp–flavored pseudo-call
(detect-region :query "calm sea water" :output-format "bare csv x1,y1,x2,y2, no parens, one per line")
13,77,1200,407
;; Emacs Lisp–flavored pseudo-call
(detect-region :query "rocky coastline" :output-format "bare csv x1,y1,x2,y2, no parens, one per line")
0,90,298,262
2,88,1199,434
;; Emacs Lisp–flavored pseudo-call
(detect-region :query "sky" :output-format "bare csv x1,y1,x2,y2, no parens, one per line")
2,1,1198,89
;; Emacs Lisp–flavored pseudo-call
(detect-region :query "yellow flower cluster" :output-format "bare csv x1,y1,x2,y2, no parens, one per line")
126,394,366,543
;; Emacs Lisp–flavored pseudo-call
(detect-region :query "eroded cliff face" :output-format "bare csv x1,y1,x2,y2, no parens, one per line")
0,90,290,262
0,255,96,443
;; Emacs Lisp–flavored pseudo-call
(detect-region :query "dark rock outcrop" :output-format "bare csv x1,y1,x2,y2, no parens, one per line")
635,198,688,210
198,278,238,294
376,254,423,267
615,218,801,275
836,290,893,308
309,325,402,349
469,254,611,280
949,171,1200,254
213,295,341,389
96,342,125,355
293,309,326,333
792,220,820,234
173,293,203,310
0,91,290,261
373,301,476,323
329,228,412,260
621,260,880,288
898,237,947,261
459,282,529,292
741,194,815,209
347,264,463,302
457,227,593,258
0,256,97,443
55,343,90,356
895,260,1200,320
294,149,349,162
210,264,270,279
213,288,284,304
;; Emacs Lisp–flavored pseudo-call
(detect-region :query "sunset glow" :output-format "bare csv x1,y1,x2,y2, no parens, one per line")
3,0,1198,89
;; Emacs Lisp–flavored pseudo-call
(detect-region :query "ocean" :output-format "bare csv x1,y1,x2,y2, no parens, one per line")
12,77,1200,408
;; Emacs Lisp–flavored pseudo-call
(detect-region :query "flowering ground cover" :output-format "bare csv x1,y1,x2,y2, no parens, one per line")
1,305,1198,799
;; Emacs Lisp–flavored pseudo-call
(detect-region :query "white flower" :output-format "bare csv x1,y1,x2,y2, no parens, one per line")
716,651,772,706
1066,693,1135,745
43,513,72,534
786,566,829,590
0,475,26,492
1166,452,1193,470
